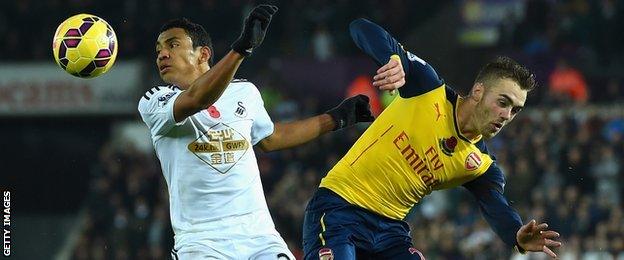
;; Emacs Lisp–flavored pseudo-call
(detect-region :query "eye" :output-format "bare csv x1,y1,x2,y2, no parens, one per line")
498,99,507,107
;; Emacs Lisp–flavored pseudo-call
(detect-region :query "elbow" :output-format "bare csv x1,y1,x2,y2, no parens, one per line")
350,18,371,30
257,142,276,153
257,137,276,153
349,18,375,44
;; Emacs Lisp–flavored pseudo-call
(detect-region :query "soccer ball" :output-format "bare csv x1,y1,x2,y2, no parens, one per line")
52,14,117,78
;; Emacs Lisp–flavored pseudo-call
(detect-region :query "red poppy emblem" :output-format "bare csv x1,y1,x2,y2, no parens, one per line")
206,105,220,118
440,136,458,156
445,136,457,150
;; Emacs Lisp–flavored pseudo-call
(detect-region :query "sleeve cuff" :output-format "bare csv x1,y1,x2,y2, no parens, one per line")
515,244,527,254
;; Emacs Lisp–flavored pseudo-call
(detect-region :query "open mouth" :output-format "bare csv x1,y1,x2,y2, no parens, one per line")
159,65,171,73
492,122,503,131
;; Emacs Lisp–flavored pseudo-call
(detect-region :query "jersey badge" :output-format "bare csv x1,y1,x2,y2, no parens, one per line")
157,92,175,107
439,136,457,156
187,122,250,174
465,152,482,171
234,101,247,118
318,248,334,260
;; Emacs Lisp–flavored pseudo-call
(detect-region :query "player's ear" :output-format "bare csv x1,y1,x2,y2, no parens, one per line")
470,83,485,102
198,46,211,64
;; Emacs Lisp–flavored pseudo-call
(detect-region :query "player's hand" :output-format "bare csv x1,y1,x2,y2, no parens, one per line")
231,4,278,56
326,94,375,131
373,55,405,94
516,220,562,258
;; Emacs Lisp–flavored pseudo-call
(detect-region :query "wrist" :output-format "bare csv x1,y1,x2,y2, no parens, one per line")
320,114,337,132
231,42,252,57
325,109,345,131
515,242,527,254
227,50,246,60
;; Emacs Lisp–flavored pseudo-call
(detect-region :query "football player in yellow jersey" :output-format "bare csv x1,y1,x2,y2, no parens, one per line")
302,18,562,260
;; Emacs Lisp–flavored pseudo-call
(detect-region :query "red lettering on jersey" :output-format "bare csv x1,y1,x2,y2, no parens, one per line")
401,145,417,163
393,131,409,149
425,146,444,171
394,132,439,188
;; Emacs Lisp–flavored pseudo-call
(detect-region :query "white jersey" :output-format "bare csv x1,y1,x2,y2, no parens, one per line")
138,80,276,247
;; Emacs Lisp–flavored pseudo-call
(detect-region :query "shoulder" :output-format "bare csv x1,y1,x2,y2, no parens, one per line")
138,84,181,112
228,78,261,96
140,85,181,101
229,78,256,89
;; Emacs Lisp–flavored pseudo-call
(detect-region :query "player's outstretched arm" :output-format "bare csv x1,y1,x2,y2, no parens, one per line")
516,220,562,258
257,95,374,152
173,5,278,122
464,165,562,257
462,165,527,246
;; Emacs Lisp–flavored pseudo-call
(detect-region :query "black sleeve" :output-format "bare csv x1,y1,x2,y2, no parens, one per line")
349,18,444,98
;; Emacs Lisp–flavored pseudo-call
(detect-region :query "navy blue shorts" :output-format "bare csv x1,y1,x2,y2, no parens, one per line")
302,188,424,260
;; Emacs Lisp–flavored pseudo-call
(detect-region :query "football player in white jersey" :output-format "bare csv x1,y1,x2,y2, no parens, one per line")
138,5,405,260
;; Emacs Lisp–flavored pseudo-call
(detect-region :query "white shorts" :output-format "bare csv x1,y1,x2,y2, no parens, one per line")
171,211,295,260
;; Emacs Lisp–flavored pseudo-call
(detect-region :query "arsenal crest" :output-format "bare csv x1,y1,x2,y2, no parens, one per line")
439,136,458,156
319,248,334,260
465,152,482,170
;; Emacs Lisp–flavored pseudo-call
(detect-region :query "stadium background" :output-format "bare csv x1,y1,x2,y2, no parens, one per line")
2,0,623,259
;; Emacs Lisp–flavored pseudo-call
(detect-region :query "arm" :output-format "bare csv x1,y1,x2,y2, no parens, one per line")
349,18,443,97
173,5,278,122
174,51,244,122
257,94,374,152
463,164,561,258
257,114,334,152
462,164,523,248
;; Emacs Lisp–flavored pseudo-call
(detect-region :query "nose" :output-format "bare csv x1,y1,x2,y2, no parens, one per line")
158,49,170,61
500,107,512,121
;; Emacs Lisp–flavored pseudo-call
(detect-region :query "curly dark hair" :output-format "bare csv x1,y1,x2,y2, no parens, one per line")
159,18,214,65
474,56,536,91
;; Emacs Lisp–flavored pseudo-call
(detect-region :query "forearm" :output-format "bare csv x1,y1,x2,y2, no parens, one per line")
464,166,523,248
260,114,335,152
474,191,523,247
187,50,244,106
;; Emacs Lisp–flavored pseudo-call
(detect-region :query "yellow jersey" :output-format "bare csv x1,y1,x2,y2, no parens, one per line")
321,85,494,220
327,18,524,249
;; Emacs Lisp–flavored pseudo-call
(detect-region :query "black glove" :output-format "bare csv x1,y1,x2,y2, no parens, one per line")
231,4,278,56
326,94,375,131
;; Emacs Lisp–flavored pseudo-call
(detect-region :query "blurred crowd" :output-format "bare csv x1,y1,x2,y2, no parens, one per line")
4,0,622,259
497,0,624,106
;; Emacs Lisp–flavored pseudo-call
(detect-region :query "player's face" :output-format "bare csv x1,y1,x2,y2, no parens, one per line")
474,78,527,139
155,28,202,86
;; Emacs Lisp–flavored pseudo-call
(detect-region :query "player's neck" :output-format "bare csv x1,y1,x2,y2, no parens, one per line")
456,96,481,140
178,65,211,89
